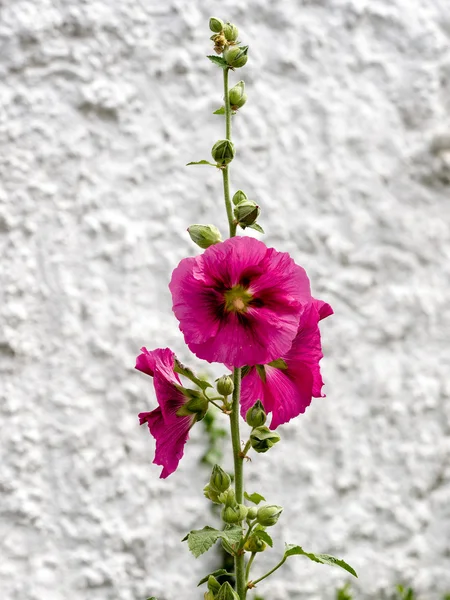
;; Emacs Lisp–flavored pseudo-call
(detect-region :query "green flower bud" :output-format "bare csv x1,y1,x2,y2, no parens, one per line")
229,81,247,109
222,504,248,524
218,487,236,507
223,23,239,42
216,374,234,396
223,45,248,69
208,576,221,593
246,400,267,427
232,190,247,205
209,17,224,33
247,506,257,520
244,534,267,553
177,390,209,419
188,224,222,249
233,199,260,227
250,426,280,453
217,581,240,600
203,483,222,504
256,504,283,527
210,464,231,493
211,139,235,165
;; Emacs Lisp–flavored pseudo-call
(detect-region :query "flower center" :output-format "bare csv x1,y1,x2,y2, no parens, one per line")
224,285,253,313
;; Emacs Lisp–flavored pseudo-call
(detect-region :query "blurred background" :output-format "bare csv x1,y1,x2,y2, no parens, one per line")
1,1,449,599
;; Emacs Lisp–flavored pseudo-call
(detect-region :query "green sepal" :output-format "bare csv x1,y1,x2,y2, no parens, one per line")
244,491,266,505
197,569,232,587
253,529,273,548
255,364,266,383
186,160,217,167
207,55,229,69
241,365,251,378
182,525,242,558
267,358,287,370
284,545,358,578
214,107,225,115
248,223,265,234
174,360,212,390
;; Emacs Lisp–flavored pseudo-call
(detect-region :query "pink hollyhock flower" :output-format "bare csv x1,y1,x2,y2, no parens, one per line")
240,299,333,429
136,347,206,478
169,237,312,368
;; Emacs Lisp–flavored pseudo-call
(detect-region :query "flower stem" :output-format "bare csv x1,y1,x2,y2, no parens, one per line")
245,552,257,584
222,67,236,238
249,556,288,587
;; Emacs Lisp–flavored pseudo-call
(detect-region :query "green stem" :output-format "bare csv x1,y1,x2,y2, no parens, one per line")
245,552,257,584
222,67,237,238
241,520,256,547
249,556,287,587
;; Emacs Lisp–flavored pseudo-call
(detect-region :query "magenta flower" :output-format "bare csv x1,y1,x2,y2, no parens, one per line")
169,237,312,368
136,347,200,479
240,299,333,429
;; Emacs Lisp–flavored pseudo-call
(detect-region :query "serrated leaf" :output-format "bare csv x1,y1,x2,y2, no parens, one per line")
267,358,287,370
253,530,273,547
244,491,266,505
183,526,243,558
248,223,265,234
197,569,232,586
186,160,217,167
214,107,225,115
174,360,212,390
207,55,229,69
284,545,358,578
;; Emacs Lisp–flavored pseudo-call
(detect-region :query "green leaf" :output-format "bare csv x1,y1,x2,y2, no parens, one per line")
253,529,273,547
248,223,265,234
267,358,287,370
284,545,358,578
214,107,225,115
197,569,232,586
244,491,266,505
186,160,217,167
207,55,229,69
174,360,212,390
183,526,242,558
255,364,266,383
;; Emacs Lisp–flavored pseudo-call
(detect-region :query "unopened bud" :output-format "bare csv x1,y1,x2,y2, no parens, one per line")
256,504,283,527
188,224,222,249
234,199,260,227
223,45,248,69
216,375,234,396
222,504,248,524
203,483,221,504
246,400,267,428
217,581,240,600
204,592,215,600
232,190,247,205
229,81,247,109
218,487,236,507
244,534,267,553
208,576,221,594
250,426,280,453
223,23,239,42
209,17,224,33
211,139,235,165
247,506,257,520
210,464,231,493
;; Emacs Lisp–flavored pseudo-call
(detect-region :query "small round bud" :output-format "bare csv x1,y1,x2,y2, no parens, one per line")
222,504,247,524
223,45,248,69
247,506,257,520
216,374,234,396
208,576,221,594
244,534,267,553
246,400,267,428
256,504,283,527
210,464,231,493
223,22,239,42
203,484,221,504
218,487,236,507
250,426,281,453
229,81,247,109
234,199,260,227
209,17,224,33
232,190,247,205
188,224,222,249
217,581,240,600
211,139,235,165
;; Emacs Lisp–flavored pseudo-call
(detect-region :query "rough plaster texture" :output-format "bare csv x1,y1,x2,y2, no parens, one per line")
1,1,450,599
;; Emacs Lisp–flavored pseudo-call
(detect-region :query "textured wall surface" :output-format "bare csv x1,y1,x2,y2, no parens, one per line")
1,1,450,599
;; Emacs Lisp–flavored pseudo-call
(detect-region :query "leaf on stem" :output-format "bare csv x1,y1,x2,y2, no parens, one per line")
183,526,242,558
174,360,212,390
284,545,358,578
214,107,226,115
253,529,273,548
244,491,266,505
207,55,229,69
197,569,233,586
186,160,217,167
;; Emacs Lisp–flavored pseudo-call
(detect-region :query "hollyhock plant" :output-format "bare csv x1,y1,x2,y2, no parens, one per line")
240,299,333,429
135,17,357,600
169,236,312,368
136,347,207,478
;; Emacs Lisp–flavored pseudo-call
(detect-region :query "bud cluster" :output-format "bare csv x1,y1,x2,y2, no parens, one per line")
203,465,249,524
232,189,262,230
209,18,248,70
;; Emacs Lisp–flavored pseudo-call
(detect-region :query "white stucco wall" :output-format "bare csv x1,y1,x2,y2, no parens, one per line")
1,1,449,599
